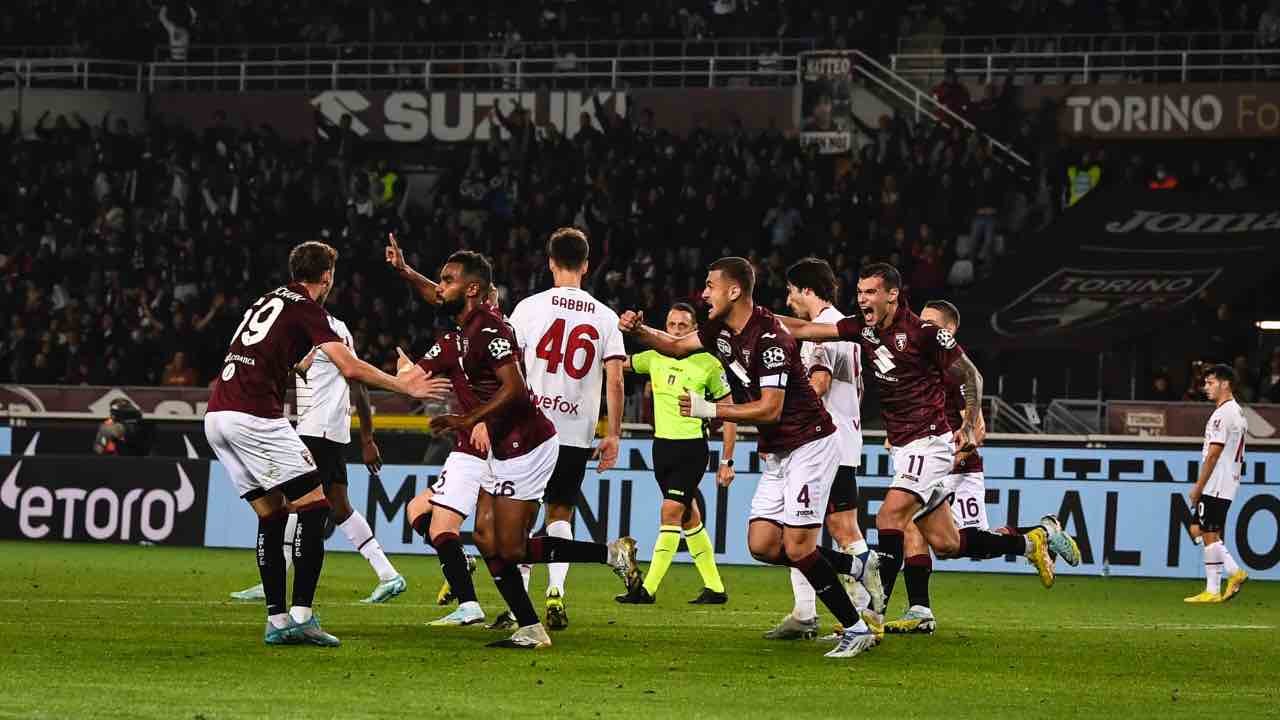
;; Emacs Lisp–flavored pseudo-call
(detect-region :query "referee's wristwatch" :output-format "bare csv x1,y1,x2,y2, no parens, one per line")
719,458,734,468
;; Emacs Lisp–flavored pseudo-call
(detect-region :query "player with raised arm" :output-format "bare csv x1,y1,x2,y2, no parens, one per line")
779,264,1077,623
884,300,1081,635
506,227,626,630
1185,364,1249,603
615,302,736,605
205,241,448,646
229,309,408,605
763,258,877,641
620,257,881,659
422,249,641,649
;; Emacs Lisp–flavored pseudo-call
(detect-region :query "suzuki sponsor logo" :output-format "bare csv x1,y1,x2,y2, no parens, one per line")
308,90,626,143
990,267,1220,338
1,460,200,543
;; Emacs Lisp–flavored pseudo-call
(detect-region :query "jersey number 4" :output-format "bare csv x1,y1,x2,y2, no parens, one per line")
536,319,599,379
231,297,285,347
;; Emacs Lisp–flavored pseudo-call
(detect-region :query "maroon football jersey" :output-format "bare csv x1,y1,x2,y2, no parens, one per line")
417,331,485,459
944,374,983,473
458,305,556,460
836,304,962,447
697,305,834,454
209,283,341,419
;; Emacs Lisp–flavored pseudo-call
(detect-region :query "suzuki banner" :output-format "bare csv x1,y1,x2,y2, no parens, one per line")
150,88,795,142
973,189,1280,349
200,439,1279,580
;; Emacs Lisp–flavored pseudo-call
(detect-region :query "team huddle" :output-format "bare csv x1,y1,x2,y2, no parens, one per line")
203,225,1240,657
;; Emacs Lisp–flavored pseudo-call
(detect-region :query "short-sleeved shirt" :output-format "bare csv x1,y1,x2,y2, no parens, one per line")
459,305,557,460
697,305,834,455
417,331,485,459
801,305,863,468
295,313,355,444
1203,399,1247,501
836,304,962,447
209,282,341,419
945,374,982,474
509,287,627,448
632,350,730,440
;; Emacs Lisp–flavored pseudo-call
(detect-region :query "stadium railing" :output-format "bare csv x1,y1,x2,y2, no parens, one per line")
897,31,1266,55
890,48,1280,85
2,57,145,91
161,38,820,64
146,55,801,91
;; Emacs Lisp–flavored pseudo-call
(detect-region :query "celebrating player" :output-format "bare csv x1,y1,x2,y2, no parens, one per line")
229,308,407,605
423,249,642,649
1185,364,1249,603
205,241,448,646
884,300,1081,635
763,258,874,641
781,264,1076,622
620,257,882,659
507,227,626,629
615,302,736,605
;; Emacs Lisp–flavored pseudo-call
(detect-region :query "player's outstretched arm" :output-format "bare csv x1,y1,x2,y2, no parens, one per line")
385,232,441,304
682,387,784,425
618,310,703,358
946,352,986,449
322,341,450,400
775,314,843,341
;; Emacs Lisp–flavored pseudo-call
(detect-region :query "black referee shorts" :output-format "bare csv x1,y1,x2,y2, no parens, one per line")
1194,494,1231,534
301,435,348,489
653,438,709,506
827,465,859,514
543,444,593,507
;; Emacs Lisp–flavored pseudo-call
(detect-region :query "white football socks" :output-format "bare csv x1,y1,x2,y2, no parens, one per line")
519,563,532,592
545,520,572,597
1203,543,1223,593
1215,541,1241,576
338,512,399,582
289,606,313,624
790,567,818,622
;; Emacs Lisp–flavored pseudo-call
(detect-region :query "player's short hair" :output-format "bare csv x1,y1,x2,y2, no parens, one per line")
924,300,961,329
859,262,902,291
289,241,338,283
670,301,697,318
1207,363,1234,385
446,250,493,292
708,257,755,297
786,257,838,304
547,227,590,270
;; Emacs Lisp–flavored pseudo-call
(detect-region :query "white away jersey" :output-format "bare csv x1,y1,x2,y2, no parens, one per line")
1202,399,1247,501
295,314,355,443
509,286,626,448
800,305,863,467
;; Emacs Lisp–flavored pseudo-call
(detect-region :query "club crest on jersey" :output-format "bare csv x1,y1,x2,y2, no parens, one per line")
716,338,733,357
762,346,786,369
936,328,956,349
862,327,879,344
424,343,442,359
488,337,513,360
895,333,908,351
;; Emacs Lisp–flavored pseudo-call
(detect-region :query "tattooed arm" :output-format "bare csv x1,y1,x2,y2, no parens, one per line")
946,352,986,451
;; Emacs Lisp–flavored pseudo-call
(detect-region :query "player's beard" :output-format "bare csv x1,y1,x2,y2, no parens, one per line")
439,295,467,318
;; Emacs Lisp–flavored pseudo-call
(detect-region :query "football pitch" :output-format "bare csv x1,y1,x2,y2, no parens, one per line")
0,542,1275,719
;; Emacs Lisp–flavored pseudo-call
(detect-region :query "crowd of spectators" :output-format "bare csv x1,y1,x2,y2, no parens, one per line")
1,88,1276,399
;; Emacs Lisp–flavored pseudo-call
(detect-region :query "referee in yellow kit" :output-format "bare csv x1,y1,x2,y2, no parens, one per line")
616,302,737,605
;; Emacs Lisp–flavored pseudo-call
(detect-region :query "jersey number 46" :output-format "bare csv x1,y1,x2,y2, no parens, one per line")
536,319,599,379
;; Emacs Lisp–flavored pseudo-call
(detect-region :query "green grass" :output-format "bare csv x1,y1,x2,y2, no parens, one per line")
0,542,1276,719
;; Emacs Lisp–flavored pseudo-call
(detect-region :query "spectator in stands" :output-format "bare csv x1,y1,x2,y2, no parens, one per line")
1261,0,1280,59
1066,149,1102,207
153,1,193,62
1148,162,1179,190
1232,355,1256,403
161,350,198,386
1258,348,1280,404
931,68,971,119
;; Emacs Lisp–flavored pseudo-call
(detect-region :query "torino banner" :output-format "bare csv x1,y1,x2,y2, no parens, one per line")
201,440,1280,580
